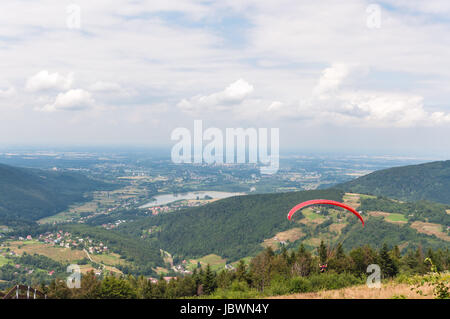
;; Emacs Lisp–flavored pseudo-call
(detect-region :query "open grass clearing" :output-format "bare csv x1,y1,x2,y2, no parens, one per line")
0,255,11,266
7,241,87,263
269,282,435,299
368,211,407,224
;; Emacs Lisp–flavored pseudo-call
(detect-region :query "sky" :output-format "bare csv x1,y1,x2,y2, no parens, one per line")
1,0,450,157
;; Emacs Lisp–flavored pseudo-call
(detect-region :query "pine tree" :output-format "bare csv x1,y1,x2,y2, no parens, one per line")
236,260,248,283
202,264,216,295
379,243,398,278
318,240,327,264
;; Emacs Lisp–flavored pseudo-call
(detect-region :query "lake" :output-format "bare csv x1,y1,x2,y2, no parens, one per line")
139,191,245,208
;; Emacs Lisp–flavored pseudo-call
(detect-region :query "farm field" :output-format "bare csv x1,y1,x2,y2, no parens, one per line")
197,254,227,271
4,240,131,269
386,213,408,223
343,193,361,209
6,240,87,262
38,184,149,224
184,254,228,272
411,221,450,242
90,252,130,267
262,228,304,250
0,255,10,266
368,211,408,224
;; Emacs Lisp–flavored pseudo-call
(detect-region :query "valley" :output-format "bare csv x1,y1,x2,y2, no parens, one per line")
0,152,449,298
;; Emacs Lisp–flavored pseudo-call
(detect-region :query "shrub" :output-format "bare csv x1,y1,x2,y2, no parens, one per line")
289,276,313,293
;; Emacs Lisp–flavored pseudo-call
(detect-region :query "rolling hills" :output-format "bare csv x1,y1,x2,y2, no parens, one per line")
118,189,344,261
118,189,450,263
338,160,450,204
0,163,115,224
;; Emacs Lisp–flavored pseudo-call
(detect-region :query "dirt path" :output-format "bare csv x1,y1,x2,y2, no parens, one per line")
83,249,94,262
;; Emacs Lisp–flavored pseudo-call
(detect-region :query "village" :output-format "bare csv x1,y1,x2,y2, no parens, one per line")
16,231,109,255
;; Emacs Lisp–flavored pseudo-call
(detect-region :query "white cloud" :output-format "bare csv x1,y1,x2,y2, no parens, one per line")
0,1,449,147
26,70,73,92
178,79,254,113
37,89,94,112
90,81,122,92
312,63,352,96
291,64,450,127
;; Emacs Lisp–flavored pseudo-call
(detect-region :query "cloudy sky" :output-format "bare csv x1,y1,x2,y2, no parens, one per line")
1,0,450,156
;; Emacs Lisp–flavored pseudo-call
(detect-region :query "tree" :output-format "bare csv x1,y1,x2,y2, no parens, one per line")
292,244,313,277
349,245,378,276
202,264,216,295
379,243,398,278
235,260,248,283
99,275,136,299
318,240,327,264
249,248,275,292
73,271,101,299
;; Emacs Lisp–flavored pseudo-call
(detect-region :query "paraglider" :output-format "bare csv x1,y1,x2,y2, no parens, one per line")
287,199,364,226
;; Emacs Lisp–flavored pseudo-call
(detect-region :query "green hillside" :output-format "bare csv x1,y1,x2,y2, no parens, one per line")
118,189,449,263
0,163,114,224
118,189,344,261
338,160,450,204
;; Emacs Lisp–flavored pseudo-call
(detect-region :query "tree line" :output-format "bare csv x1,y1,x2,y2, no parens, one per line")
11,243,448,299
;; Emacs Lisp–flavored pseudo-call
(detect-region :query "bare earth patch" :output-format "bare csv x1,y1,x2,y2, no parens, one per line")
368,211,390,217
446,210,450,215
411,221,450,241
329,223,347,234
269,282,434,299
262,228,304,249
343,193,361,209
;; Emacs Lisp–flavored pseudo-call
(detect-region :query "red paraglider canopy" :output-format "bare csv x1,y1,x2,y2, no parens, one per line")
287,199,364,226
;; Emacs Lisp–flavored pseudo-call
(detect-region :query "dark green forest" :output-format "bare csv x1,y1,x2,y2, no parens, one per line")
117,189,344,261
0,163,116,224
339,160,450,204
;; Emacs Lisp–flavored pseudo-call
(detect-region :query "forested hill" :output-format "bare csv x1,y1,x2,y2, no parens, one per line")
118,189,344,261
338,160,450,204
0,163,114,224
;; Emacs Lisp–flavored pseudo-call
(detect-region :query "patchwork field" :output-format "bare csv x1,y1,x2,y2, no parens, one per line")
297,208,325,225
411,221,450,241
90,252,130,267
184,254,228,272
38,184,149,224
343,193,361,209
197,254,227,271
5,240,131,272
262,228,304,249
329,223,347,234
368,211,407,224
7,241,87,262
